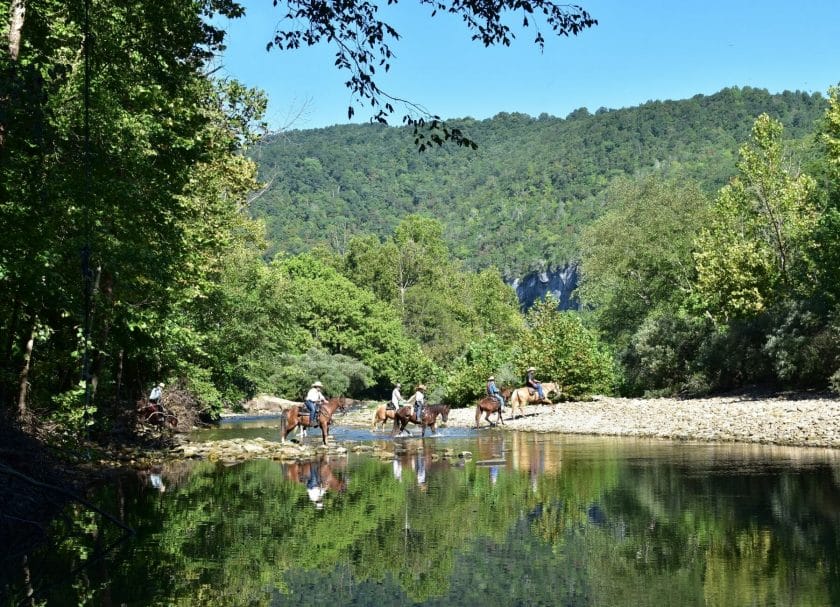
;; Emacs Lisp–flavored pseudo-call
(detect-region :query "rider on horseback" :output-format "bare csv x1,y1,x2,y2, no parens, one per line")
390,382,403,410
305,381,327,428
525,367,546,401
486,376,505,412
413,384,426,421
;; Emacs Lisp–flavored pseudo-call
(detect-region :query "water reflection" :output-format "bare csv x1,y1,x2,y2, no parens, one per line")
4,433,840,606
280,458,348,510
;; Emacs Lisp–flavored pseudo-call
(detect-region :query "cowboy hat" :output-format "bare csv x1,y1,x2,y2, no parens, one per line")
488,376,495,381
312,381,323,387
417,384,427,391
526,367,536,372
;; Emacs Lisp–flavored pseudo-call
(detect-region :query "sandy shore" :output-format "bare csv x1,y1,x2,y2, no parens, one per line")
341,394,840,449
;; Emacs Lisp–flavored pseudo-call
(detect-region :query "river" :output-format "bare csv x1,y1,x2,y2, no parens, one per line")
3,419,840,606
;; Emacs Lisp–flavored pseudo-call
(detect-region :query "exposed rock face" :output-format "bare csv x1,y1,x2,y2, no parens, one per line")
510,264,578,310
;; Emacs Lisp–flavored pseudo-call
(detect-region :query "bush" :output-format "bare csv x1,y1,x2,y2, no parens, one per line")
266,348,375,399
764,301,840,389
517,299,615,400
443,335,517,408
620,312,713,396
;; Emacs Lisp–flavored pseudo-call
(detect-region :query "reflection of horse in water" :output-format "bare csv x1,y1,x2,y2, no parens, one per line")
283,457,348,509
508,382,560,419
391,404,450,437
372,403,398,432
475,387,512,428
280,397,346,445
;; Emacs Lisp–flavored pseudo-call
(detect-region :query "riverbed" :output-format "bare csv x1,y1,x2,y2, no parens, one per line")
5,424,840,606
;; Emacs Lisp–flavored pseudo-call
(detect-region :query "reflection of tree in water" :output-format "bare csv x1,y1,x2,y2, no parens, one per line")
9,447,840,606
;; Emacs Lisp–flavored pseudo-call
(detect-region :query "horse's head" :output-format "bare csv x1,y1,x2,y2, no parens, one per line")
335,396,348,413
440,404,450,423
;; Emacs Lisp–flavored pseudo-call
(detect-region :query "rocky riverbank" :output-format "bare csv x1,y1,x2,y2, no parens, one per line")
433,393,840,449
166,392,840,465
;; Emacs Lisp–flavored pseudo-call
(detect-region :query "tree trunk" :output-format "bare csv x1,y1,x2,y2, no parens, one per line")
20,554,35,607
17,320,35,418
1,295,21,408
2,0,27,148
8,0,26,60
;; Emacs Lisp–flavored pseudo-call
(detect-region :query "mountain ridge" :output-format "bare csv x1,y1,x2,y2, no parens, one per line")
249,86,827,277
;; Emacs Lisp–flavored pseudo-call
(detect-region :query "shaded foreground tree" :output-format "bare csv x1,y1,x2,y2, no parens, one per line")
267,0,597,148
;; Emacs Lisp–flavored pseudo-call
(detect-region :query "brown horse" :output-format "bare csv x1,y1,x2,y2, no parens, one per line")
508,382,559,419
372,403,398,432
139,402,178,429
391,404,450,437
475,387,512,428
280,396,347,446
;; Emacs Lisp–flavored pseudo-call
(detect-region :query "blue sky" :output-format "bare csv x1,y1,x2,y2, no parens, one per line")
215,0,840,131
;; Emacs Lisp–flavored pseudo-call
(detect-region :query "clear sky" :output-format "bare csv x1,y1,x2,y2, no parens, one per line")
214,0,840,131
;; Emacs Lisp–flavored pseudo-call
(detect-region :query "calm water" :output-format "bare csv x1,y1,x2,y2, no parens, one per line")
4,420,840,606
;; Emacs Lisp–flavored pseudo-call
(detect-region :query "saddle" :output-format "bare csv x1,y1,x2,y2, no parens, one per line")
297,404,319,420
386,402,396,411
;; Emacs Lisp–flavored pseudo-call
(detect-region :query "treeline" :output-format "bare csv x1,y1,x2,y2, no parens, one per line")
250,87,827,277
578,96,840,395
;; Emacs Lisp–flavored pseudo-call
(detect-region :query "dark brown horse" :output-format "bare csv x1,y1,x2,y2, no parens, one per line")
391,404,450,437
475,387,512,428
280,396,347,446
139,402,178,429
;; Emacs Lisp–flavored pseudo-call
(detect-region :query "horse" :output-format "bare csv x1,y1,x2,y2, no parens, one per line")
508,382,560,419
280,396,347,446
391,404,450,437
139,402,178,429
372,403,398,432
475,387,512,428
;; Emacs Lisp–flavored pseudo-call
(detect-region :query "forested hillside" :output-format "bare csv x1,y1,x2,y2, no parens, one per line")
251,87,826,276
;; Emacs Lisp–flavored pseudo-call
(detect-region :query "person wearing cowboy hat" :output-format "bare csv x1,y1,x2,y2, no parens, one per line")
304,381,327,429
525,367,545,401
413,384,427,422
486,375,505,412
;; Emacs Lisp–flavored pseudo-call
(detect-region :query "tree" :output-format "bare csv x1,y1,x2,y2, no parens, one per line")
517,298,614,400
578,174,710,344
693,114,819,322
265,0,597,148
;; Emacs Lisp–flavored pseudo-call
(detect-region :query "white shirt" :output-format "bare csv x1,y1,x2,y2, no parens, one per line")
414,390,425,405
391,387,403,407
305,387,323,402
307,485,326,503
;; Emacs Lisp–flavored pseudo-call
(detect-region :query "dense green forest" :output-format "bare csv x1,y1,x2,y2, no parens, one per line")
250,87,827,277
1,0,839,446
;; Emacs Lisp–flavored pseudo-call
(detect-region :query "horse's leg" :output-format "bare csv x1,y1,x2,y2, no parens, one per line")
320,420,328,445
283,414,297,443
475,405,481,428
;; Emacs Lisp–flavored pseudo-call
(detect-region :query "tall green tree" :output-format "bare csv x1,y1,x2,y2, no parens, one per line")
578,174,710,343
693,114,819,322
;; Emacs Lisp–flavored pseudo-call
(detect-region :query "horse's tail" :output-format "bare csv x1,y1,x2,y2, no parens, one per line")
279,410,288,443
372,405,383,431
390,413,400,437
